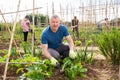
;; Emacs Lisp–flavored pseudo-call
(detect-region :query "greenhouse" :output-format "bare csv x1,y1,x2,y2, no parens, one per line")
0,0,120,80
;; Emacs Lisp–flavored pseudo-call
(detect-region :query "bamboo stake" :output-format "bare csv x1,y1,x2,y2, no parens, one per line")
105,0,108,18
115,4,118,27
94,0,96,24
66,3,68,26
0,9,23,59
0,62,42,64
0,10,18,48
89,0,92,27
46,3,48,26
3,0,21,80
70,3,72,22
93,1,96,25
59,3,61,20
82,3,85,27
52,1,54,15
32,0,35,56
119,64,120,80
82,3,84,26
0,7,42,15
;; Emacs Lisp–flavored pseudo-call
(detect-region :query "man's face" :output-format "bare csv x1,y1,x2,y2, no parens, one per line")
50,18,60,32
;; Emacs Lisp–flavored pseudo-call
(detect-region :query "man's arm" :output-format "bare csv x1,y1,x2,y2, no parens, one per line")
71,20,74,30
105,22,110,30
41,44,59,66
77,20,79,26
66,35,77,59
66,35,74,50
71,19,74,26
41,44,52,59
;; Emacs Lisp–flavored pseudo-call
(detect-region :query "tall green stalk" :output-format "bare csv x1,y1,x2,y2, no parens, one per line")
96,29,120,65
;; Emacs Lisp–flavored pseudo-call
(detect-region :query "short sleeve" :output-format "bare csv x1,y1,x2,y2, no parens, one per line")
41,33,48,44
63,26,69,37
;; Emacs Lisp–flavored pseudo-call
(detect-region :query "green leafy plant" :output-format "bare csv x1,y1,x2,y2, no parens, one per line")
75,40,81,46
0,50,8,62
0,54,8,62
61,58,87,80
95,29,120,65
21,42,32,54
75,39,94,64
18,59,54,80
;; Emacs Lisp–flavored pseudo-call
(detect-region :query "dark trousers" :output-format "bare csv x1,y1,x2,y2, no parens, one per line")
23,32,28,41
73,27,79,39
56,44,70,59
48,44,70,59
97,23,102,33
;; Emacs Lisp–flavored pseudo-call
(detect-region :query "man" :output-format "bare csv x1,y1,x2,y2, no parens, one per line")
97,18,109,33
41,15,77,66
71,16,79,40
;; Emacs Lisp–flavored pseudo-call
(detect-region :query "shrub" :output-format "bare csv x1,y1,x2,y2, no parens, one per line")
95,29,120,65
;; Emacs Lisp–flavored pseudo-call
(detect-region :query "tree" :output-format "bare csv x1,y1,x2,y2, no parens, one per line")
28,14,49,26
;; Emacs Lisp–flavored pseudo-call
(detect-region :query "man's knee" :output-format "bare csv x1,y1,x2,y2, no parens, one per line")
48,48,60,59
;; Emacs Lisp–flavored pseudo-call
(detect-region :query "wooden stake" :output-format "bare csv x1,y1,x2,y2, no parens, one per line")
0,62,42,64
0,9,23,60
32,0,35,56
0,10,18,48
3,0,21,80
118,64,120,80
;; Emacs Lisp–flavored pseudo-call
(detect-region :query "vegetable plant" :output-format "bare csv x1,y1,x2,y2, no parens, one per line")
61,58,87,80
18,59,54,80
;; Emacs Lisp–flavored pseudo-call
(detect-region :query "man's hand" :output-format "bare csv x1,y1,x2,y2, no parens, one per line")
75,25,78,27
50,57,58,66
69,50,77,59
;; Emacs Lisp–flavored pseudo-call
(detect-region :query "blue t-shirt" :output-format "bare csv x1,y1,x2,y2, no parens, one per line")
41,24,69,49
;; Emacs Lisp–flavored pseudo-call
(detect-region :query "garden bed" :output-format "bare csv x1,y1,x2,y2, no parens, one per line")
0,59,118,80
0,35,119,80
0,42,119,80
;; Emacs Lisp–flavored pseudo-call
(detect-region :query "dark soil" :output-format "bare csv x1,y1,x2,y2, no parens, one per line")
0,39,119,80
0,59,118,80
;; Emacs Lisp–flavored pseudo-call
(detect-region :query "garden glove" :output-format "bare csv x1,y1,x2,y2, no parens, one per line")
50,57,58,66
69,50,77,59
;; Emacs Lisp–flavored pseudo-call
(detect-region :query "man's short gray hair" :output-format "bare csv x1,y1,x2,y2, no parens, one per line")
50,15,60,20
